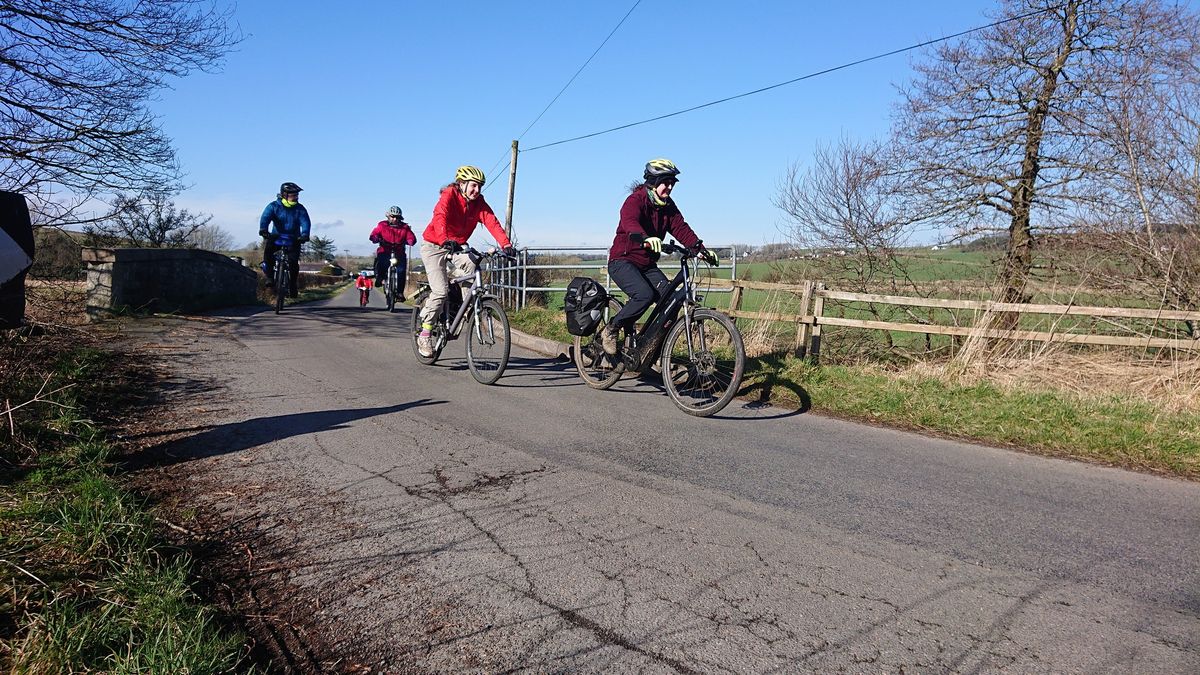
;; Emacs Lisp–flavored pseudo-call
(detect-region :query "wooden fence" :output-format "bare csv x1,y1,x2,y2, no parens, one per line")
706,278,1200,358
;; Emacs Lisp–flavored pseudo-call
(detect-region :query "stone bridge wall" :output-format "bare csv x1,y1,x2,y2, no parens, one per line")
83,247,257,317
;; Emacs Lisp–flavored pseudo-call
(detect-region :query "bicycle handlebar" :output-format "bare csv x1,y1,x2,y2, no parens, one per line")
659,242,691,257
460,245,518,266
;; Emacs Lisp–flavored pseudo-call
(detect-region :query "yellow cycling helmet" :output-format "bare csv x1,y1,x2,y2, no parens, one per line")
455,165,486,185
643,158,680,185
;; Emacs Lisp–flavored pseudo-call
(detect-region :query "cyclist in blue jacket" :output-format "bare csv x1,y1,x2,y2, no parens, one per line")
259,181,312,298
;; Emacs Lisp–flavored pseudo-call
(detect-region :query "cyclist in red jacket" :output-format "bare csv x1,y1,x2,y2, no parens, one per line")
368,206,417,297
416,165,517,357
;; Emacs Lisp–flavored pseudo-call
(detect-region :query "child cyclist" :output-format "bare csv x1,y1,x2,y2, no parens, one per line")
368,206,417,298
416,165,517,357
602,158,718,355
355,271,372,307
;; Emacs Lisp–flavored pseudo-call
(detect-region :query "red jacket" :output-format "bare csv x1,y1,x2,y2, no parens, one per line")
369,220,416,255
609,187,702,269
422,185,512,249
355,275,371,290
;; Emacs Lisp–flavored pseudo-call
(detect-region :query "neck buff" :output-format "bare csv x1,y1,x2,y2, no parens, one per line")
646,186,667,208
281,198,297,208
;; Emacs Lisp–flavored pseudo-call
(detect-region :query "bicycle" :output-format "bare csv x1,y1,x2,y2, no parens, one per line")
269,234,294,314
359,283,370,307
572,242,746,417
383,252,404,312
409,245,514,385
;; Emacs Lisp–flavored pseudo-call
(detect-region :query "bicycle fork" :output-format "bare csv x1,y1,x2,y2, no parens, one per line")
473,302,500,346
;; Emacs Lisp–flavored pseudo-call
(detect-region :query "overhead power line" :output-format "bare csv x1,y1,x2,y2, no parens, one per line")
484,0,643,186
514,0,643,142
522,4,1063,153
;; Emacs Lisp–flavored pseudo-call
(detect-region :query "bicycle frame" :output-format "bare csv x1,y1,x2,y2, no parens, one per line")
431,249,503,348
620,249,699,372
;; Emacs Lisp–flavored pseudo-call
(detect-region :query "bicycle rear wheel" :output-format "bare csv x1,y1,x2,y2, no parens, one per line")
465,298,510,385
409,288,443,364
573,297,625,390
660,309,745,416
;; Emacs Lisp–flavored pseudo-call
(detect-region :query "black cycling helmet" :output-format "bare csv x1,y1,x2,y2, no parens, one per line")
279,181,303,195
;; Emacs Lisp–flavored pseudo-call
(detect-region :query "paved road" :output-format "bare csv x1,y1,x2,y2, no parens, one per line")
134,287,1200,672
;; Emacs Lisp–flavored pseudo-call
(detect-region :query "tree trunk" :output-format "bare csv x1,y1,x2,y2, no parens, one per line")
999,1,1080,311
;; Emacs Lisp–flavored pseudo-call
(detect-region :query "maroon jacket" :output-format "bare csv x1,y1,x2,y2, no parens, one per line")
608,187,703,269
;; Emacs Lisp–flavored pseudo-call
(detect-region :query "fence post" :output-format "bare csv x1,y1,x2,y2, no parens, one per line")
519,248,526,310
809,282,825,364
794,279,815,358
728,282,743,314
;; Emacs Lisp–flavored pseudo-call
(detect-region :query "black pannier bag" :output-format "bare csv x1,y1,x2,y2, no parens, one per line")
564,276,608,336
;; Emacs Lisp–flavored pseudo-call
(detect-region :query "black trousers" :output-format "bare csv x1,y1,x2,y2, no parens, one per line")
374,252,406,288
608,259,669,331
263,238,301,294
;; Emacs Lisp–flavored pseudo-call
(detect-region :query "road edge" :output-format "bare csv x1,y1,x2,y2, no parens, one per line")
511,328,570,359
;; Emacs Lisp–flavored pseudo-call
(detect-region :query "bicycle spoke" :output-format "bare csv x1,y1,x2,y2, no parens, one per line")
466,299,510,385
573,297,626,390
661,310,746,416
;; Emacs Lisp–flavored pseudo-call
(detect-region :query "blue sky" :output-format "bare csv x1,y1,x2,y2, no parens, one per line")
152,0,1001,255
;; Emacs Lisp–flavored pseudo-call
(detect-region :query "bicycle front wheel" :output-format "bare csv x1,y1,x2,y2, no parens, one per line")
660,309,745,417
386,268,397,312
465,298,510,385
573,297,625,390
274,267,286,314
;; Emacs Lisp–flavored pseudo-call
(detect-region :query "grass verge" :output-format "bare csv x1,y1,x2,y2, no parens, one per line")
0,335,252,672
256,277,351,307
511,306,1200,479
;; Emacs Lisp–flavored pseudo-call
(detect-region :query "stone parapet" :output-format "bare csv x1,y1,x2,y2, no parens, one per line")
83,247,257,317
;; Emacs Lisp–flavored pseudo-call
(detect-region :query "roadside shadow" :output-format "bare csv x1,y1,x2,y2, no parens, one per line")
235,303,417,340
727,367,811,419
599,368,808,421
122,400,444,469
492,356,579,388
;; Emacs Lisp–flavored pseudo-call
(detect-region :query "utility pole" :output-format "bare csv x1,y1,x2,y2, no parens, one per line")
505,140,518,242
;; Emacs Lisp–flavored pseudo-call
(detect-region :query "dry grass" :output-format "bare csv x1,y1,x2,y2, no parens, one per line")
739,289,790,358
23,280,90,328
916,349,1200,413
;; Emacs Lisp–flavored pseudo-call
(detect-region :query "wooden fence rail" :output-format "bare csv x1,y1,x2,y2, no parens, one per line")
711,278,1200,357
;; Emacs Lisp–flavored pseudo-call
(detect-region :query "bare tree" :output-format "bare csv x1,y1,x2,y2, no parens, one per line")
1076,3,1200,321
188,223,235,252
775,137,913,292
0,1,239,226
894,0,1200,306
85,191,212,248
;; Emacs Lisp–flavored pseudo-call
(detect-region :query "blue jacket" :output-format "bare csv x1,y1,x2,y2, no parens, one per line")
259,199,312,239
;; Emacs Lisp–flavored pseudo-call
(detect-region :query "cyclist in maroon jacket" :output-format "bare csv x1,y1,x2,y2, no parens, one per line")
602,158,718,355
